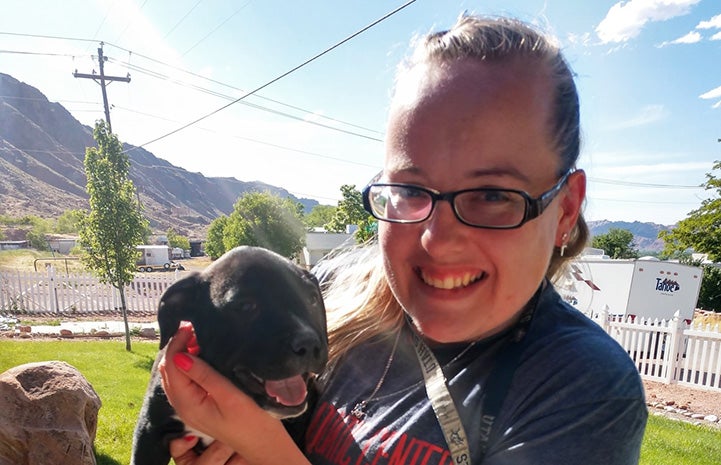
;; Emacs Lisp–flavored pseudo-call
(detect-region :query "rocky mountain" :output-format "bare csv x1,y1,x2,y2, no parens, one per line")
0,72,318,238
587,220,673,253
0,73,675,248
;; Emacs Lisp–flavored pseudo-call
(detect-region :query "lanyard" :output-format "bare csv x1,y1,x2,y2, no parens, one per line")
410,329,472,465
409,284,542,464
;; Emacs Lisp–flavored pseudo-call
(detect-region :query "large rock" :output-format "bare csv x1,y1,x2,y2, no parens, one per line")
0,361,102,465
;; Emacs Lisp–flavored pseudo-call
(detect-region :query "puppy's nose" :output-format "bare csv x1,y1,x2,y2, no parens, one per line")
290,330,323,362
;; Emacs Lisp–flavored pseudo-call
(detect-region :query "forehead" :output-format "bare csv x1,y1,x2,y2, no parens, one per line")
384,58,558,182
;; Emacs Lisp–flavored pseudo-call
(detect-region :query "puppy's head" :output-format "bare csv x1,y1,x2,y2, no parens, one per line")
157,246,328,418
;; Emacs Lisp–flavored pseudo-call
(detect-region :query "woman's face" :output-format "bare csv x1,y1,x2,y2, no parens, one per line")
380,58,585,343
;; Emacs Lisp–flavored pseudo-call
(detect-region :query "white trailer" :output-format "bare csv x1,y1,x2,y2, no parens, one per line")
136,245,177,272
559,258,703,323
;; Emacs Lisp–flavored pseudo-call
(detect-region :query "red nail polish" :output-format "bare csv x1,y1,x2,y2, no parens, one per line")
183,434,197,442
173,352,193,371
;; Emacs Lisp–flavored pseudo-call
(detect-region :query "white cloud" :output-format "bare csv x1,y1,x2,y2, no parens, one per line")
567,32,593,47
657,30,702,46
700,85,721,109
699,85,721,100
711,31,721,41
596,0,701,44
696,13,721,29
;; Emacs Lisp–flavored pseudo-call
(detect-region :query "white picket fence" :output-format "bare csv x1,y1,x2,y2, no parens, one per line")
0,267,179,315
2,267,721,391
592,309,721,391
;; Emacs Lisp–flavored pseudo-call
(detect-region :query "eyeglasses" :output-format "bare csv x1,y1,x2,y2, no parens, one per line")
362,171,572,229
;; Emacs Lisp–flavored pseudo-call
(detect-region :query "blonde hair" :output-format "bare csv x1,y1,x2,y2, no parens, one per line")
323,14,589,364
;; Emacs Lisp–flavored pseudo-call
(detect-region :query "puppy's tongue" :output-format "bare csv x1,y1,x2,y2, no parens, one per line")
265,375,307,406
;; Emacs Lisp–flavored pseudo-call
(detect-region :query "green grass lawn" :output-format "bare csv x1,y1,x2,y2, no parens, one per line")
1,339,721,464
640,414,721,465
0,339,158,465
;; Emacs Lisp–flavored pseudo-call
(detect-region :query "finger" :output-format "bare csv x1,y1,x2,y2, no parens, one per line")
169,435,200,465
167,322,195,356
172,353,248,409
160,352,211,414
198,441,242,465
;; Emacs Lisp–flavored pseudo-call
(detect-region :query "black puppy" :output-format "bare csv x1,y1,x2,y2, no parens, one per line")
130,246,328,465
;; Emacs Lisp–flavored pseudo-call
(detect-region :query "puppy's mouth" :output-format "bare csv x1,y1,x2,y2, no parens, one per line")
262,374,308,407
238,370,312,416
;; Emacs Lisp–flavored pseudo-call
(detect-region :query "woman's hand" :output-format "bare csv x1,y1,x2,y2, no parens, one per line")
169,435,246,465
159,323,311,465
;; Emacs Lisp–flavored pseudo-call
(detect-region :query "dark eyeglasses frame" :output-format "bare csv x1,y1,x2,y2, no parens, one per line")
362,170,573,230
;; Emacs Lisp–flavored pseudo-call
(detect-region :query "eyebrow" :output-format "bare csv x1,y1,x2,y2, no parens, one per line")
385,164,532,184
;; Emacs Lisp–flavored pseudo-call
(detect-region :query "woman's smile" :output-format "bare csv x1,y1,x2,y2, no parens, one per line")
417,268,486,290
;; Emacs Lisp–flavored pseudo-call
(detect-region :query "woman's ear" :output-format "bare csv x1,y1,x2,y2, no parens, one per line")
556,169,586,244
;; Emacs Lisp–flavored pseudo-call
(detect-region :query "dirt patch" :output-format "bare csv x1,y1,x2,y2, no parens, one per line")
643,379,721,428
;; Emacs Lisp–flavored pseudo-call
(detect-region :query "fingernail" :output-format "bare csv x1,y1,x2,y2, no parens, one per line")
187,335,200,355
183,434,197,442
173,352,193,371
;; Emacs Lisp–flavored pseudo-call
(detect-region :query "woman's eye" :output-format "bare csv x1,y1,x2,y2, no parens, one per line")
397,186,423,199
467,190,510,203
482,191,510,202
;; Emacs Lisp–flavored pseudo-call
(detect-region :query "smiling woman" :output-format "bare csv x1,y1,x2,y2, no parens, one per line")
159,14,647,465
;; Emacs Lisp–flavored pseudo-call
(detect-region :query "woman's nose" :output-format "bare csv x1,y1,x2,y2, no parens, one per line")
420,200,469,258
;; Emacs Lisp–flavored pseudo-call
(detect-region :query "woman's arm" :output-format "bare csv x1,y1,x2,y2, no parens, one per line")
159,323,313,465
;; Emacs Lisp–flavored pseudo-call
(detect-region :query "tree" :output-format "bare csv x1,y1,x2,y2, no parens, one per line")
697,264,721,312
204,215,229,260
659,161,721,312
659,161,721,262
591,228,639,259
78,121,148,351
324,184,377,243
304,204,337,229
166,228,190,251
219,191,306,259
24,216,52,251
55,209,86,234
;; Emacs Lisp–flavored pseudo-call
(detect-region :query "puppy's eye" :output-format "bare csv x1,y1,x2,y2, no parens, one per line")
309,293,321,307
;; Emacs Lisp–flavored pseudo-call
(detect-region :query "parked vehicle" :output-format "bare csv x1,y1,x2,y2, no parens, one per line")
136,245,183,272
559,257,703,323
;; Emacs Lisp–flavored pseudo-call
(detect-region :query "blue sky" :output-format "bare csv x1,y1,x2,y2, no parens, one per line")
1,0,720,225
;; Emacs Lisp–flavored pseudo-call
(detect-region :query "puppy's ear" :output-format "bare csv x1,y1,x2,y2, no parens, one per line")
157,273,208,349
303,269,320,287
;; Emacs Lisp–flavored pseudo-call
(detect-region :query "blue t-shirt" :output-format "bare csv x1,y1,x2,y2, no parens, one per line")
301,284,647,465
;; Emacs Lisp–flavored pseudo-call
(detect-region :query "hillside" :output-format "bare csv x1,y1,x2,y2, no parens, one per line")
0,72,675,247
0,73,317,238
586,220,673,253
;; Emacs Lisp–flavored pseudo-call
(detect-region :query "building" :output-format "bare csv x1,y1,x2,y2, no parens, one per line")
46,235,79,254
299,230,355,269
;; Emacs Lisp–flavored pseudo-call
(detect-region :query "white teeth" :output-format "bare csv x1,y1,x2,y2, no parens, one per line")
421,271,483,290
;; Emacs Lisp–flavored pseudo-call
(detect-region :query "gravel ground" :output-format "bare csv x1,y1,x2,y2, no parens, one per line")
643,379,721,427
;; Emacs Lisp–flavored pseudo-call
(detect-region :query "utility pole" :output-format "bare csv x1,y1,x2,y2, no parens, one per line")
73,42,130,133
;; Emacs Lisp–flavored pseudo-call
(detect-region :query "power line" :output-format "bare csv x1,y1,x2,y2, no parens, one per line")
589,196,702,205
114,0,151,44
0,49,78,58
108,54,384,136
128,0,417,151
589,177,701,189
111,58,383,141
164,0,204,39
0,31,97,44
73,44,131,132
1,30,385,137
182,1,251,56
